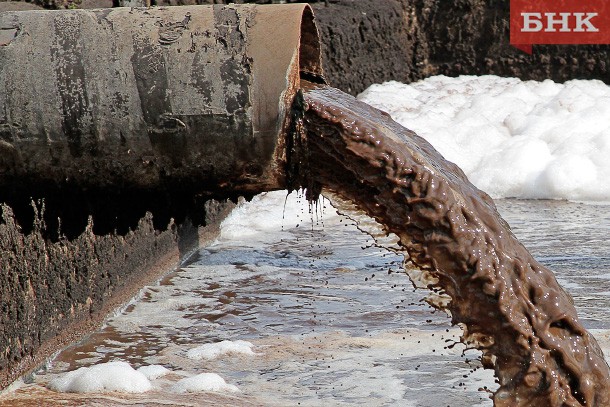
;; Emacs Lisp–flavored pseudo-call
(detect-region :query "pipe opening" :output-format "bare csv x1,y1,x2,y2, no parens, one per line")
299,5,325,84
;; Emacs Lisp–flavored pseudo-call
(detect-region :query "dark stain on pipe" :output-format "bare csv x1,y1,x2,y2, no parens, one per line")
215,7,250,114
52,14,93,158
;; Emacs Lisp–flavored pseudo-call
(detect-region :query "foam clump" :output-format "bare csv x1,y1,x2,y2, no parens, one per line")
219,191,338,241
48,361,152,393
186,340,255,360
358,75,610,202
137,364,171,380
219,193,301,240
171,373,239,393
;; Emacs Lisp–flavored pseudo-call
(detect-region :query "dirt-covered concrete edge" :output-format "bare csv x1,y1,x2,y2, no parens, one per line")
0,200,234,390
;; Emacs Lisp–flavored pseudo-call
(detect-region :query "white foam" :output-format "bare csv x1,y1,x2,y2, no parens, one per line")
171,373,239,393
137,364,171,380
48,361,152,393
358,75,610,202
218,191,338,243
108,294,217,333
186,340,255,360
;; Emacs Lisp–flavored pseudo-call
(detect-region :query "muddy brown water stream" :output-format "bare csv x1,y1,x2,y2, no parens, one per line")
294,82,610,406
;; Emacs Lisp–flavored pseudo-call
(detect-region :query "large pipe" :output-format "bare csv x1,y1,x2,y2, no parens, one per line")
0,4,322,389
0,4,323,195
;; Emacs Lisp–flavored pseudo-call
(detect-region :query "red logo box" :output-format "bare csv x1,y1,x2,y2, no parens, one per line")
510,0,610,53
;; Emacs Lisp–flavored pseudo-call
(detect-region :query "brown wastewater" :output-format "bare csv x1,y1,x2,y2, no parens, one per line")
293,82,610,406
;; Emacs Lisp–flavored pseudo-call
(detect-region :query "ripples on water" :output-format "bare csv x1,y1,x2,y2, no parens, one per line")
2,192,609,406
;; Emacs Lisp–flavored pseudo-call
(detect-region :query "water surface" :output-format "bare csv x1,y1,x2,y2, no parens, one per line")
2,193,609,406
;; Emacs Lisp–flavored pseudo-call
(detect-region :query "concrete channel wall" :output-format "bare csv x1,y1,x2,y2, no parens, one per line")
312,0,609,94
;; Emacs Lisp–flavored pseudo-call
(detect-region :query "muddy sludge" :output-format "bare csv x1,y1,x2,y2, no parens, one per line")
291,81,610,406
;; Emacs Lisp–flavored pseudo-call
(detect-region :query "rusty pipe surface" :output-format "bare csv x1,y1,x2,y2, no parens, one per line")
0,4,323,195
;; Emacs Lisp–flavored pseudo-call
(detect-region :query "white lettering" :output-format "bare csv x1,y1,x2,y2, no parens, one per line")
573,12,599,32
520,12,601,33
522,12,543,32
544,12,572,32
